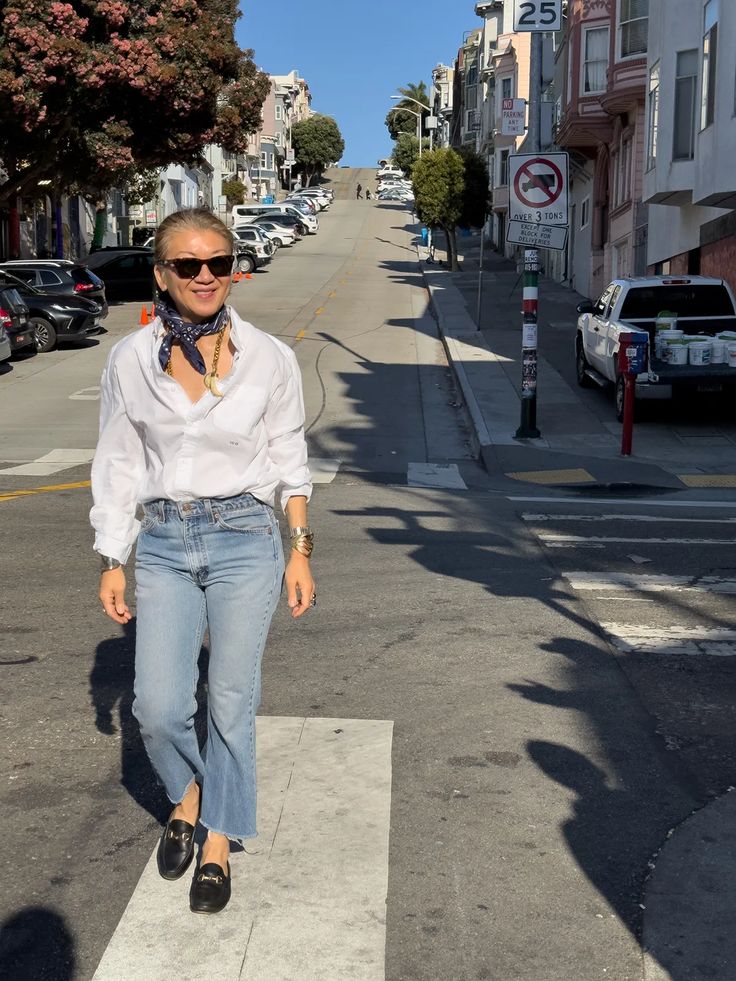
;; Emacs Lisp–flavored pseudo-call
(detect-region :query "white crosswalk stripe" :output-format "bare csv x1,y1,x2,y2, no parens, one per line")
539,533,736,548
561,572,736,594
92,716,393,981
0,448,95,477
522,512,736,525
602,624,736,657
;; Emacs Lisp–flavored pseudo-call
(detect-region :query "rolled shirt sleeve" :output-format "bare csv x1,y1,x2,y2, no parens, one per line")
90,355,146,564
264,346,312,511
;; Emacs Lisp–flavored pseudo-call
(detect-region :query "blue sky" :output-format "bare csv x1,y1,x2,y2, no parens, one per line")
237,1,479,167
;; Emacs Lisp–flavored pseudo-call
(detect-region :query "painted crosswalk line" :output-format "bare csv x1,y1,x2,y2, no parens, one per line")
0,448,95,477
539,533,736,548
522,512,736,525
561,572,736,594
602,623,736,657
92,716,393,981
309,458,341,484
407,462,467,490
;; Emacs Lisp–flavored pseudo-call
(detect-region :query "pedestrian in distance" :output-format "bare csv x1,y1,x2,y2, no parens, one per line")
356,183,363,199
365,188,372,200
91,207,315,915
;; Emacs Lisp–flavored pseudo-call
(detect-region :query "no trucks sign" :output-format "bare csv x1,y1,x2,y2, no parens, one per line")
509,152,569,226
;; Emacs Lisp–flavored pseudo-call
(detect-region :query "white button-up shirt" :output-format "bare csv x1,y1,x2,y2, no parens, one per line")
90,309,312,563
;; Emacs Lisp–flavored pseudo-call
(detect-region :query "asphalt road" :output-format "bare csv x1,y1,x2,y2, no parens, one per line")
2,171,736,981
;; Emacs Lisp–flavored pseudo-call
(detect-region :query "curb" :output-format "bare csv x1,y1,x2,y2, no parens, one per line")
642,788,736,980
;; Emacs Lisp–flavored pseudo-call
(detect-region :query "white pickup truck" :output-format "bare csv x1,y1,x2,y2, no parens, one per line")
575,275,736,418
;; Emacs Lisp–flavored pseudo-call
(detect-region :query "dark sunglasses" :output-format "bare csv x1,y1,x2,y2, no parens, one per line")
158,255,235,279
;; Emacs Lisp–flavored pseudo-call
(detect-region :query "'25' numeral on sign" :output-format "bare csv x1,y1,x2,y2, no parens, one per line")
514,0,562,31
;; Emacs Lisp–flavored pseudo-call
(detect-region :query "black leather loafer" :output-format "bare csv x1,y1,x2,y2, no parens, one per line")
189,862,231,914
156,818,196,880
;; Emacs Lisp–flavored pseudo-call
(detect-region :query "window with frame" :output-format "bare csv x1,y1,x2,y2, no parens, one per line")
466,61,478,87
582,27,609,94
580,197,590,229
619,0,648,58
501,77,512,100
673,50,697,159
260,151,268,169
646,62,659,169
499,149,510,186
275,105,283,121
701,0,718,129
612,138,632,208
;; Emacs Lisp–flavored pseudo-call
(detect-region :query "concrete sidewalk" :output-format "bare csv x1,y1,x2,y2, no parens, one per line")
420,233,736,492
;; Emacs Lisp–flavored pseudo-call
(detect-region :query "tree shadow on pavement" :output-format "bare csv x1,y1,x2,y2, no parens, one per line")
335,499,699,973
88,618,210,824
0,906,75,981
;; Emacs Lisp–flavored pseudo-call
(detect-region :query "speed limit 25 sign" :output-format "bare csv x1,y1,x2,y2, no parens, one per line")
513,0,563,31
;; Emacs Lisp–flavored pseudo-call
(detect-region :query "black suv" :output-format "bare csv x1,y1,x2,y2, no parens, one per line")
0,283,33,355
1,260,107,315
0,268,103,352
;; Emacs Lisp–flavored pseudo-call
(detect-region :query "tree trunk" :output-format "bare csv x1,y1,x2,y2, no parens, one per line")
91,204,107,251
443,224,460,272
8,195,21,259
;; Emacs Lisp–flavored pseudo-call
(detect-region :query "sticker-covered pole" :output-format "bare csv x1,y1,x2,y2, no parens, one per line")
516,31,543,439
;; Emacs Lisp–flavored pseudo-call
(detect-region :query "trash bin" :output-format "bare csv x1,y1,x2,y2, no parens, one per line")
262,195,275,204
421,227,429,247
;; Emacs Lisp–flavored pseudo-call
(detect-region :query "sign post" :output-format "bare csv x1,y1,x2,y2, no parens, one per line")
509,0,564,439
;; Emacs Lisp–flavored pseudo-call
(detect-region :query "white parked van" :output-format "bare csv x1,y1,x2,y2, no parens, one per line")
231,203,319,234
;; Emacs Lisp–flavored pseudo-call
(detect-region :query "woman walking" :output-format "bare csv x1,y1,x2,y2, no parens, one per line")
90,208,314,914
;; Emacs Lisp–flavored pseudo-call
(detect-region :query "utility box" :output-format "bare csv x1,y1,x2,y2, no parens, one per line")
618,330,649,375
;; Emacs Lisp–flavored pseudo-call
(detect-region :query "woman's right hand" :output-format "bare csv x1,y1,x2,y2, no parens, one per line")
99,568,132,624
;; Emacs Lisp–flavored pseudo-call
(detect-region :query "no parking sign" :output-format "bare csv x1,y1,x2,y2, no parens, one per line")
509,152,569,226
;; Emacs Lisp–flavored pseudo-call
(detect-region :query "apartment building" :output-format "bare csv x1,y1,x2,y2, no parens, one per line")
644,0,736,284
474,1,533,254
555,0,649,298
431,64,455,148
450,29,483,150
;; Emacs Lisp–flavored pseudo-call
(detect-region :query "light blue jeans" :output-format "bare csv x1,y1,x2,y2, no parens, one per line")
132,494,284,840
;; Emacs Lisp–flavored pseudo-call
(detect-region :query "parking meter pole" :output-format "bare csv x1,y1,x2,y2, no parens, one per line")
621,375,635,456
618,330,648,457
516,32,543,440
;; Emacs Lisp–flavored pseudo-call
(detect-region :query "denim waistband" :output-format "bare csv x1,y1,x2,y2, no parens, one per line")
142,493,266,521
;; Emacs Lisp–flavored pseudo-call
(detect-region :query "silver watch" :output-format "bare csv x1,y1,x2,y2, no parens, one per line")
100,554,122,572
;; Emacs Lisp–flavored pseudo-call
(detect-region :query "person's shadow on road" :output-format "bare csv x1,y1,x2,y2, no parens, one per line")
0,907,75,981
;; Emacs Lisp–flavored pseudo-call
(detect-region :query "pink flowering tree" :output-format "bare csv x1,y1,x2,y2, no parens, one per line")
0,0,269,205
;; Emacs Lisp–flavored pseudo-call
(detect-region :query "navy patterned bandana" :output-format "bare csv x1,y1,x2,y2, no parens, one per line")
155,302,230,375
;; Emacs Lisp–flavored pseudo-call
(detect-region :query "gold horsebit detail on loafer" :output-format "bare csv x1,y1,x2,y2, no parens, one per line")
198,872,224,884
167,829,191,842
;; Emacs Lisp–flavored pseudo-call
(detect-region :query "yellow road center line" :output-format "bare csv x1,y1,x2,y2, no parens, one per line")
295,329,306,342
315,307,325,316
0,479,91,503
328,291,336,298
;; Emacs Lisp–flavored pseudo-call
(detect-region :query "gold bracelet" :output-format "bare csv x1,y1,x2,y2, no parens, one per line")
290,533,314,558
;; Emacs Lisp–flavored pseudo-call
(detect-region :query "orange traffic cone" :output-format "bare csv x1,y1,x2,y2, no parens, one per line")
139,306,150,326
245,272,253,280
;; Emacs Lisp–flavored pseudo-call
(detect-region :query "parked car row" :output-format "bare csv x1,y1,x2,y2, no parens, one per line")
375,173,414,204
0,185,336,366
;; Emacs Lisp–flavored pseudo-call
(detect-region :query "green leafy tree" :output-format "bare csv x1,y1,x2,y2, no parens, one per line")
393,134,430,176
385,81,430,140
221,177,247,207
123,169,160,208
0,0,270,207
291,115,345,186
412,148,465,271
456,147,491,229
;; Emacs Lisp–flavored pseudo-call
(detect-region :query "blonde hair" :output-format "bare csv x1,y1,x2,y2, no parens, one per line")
154,208,234,263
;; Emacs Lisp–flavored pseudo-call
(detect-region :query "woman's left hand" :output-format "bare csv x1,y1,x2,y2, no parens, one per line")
285,552,316,619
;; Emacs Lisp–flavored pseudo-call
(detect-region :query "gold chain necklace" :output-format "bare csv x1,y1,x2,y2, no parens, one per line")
165,323,228,398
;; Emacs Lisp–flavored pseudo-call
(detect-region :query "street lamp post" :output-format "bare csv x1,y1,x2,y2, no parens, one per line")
387,106,423,157
390,95,431,153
